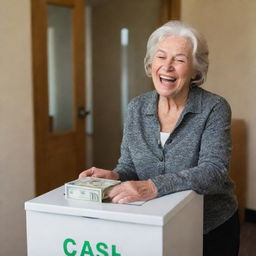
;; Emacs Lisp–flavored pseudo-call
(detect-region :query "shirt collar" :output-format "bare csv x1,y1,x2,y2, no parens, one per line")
144,90,158,116
184,87,202,114
144,87,202,116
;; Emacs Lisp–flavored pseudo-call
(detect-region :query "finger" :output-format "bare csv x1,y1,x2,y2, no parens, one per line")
107,184,125,198
89,167,105,177
91,172,103,178
111,191,129,203
79,168,94,178
118,195,140,204
79,171,86,178
112,192,140,204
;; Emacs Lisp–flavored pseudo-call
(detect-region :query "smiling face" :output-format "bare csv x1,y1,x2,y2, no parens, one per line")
150,36,196,100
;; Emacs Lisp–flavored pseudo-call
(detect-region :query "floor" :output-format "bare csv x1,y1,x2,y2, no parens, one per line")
239,222,256,256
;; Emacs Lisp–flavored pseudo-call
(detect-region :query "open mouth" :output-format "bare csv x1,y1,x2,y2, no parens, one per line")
159,75,177,83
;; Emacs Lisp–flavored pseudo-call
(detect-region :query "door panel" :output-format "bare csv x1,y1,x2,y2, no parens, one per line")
32,0,85,195
47,4,74,133
45,150,77,189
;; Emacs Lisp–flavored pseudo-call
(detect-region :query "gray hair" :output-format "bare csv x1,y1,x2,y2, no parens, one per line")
144,20,209,87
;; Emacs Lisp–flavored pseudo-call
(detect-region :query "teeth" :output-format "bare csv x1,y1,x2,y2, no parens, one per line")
160,75,176,82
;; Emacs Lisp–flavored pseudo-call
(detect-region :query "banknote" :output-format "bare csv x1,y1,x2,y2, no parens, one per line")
65,177,121,202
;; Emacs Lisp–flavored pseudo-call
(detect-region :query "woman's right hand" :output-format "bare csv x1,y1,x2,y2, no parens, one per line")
78,167,119,180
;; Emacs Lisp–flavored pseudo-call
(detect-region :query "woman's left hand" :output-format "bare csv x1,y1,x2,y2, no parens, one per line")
107,180,158,203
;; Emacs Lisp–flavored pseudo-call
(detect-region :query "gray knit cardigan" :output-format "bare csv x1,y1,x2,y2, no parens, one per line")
113,87,238,234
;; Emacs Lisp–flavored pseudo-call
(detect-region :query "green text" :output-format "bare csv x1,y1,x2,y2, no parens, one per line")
63,238,122,256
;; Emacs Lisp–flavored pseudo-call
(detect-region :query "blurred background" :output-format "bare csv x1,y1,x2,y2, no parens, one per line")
0,0,255,254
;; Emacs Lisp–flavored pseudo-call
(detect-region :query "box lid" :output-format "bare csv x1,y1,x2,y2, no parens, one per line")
25,186,201,226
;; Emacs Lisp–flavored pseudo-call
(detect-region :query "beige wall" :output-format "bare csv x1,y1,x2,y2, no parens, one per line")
181,0,256,210
0,0,34,255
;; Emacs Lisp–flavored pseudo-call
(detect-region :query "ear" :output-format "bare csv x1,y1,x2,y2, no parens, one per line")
191,70,198,80
147,64,152,77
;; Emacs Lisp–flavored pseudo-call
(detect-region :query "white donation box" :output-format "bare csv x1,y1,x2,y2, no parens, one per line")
25,187,203,256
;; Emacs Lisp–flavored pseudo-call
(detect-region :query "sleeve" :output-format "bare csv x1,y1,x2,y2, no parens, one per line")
151,98,233,197
112,102,139,181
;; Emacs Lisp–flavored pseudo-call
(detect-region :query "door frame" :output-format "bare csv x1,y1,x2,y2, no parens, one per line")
160,0,181,24
31,0,86,195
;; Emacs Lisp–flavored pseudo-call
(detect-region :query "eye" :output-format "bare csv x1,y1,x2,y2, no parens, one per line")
174,55,188,63
175,58,186,63
156,55,165,59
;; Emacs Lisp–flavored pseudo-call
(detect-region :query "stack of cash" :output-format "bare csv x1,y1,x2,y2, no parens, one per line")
65,177,121,202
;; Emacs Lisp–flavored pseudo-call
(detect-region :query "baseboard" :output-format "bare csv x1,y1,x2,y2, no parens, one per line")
245,208,256,222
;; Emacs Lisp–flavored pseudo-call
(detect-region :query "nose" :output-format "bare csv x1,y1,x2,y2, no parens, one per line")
162,59,175,72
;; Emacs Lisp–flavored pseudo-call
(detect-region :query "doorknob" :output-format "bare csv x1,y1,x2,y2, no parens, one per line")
78,107,89,118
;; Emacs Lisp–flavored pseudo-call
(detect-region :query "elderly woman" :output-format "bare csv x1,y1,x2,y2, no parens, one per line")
79,21,240,255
